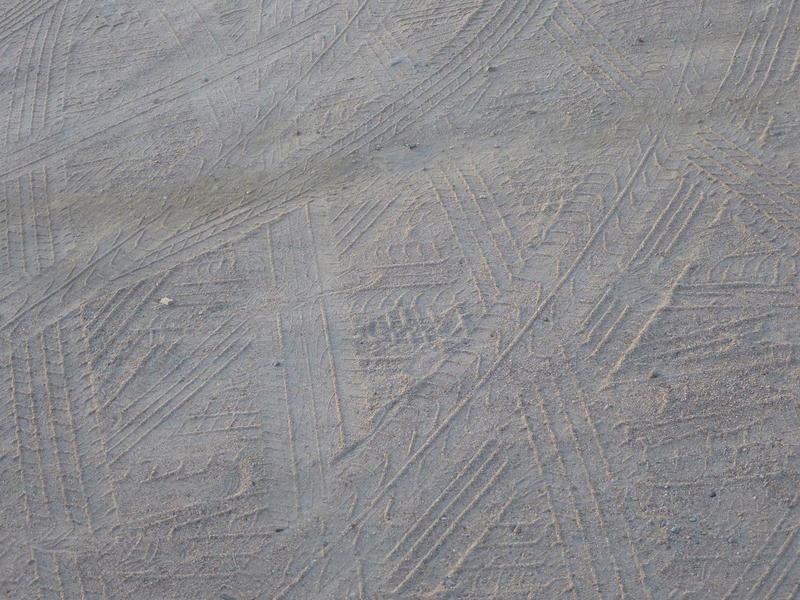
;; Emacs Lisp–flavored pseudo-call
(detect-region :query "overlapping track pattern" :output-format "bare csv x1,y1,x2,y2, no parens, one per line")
1,1,799,598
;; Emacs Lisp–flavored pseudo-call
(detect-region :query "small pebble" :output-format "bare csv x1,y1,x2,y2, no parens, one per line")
710,491,717,497
159,297,174,306
202,76,209,82
670,524,680,534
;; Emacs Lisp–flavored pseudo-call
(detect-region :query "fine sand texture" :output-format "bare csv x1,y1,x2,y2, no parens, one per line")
1,1,799,598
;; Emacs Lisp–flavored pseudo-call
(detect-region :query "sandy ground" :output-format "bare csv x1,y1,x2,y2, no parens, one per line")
1,1,799,598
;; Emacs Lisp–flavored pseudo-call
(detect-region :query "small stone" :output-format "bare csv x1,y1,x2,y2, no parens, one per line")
688,516,697,523
201,76,209,82
408,144,417,150
669,524,680,534
273,361,281,367
710,491,717,497
159,297,174,306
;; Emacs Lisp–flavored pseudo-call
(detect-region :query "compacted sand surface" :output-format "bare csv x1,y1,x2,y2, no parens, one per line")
1,1,799,598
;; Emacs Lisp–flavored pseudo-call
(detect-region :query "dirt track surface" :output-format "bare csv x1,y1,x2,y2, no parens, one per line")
2,1,800,598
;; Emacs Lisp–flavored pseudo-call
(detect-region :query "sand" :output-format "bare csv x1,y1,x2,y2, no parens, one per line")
1,1,799,598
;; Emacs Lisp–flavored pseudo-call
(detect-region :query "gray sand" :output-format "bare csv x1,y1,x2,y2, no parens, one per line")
1,1,799,598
